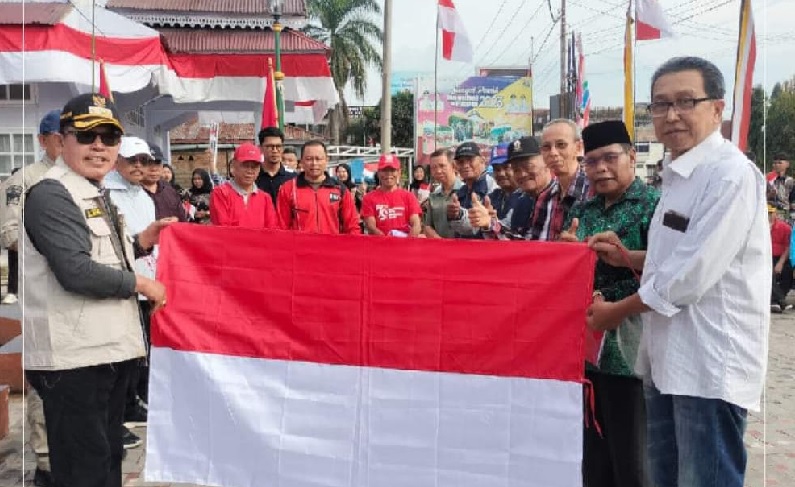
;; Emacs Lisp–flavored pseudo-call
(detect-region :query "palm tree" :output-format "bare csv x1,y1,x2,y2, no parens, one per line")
304,0,383,144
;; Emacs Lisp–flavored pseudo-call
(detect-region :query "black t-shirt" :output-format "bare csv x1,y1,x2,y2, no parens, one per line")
256,165,297,205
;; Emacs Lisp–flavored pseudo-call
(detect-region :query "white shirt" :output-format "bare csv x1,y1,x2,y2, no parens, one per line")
104,171,157,294
637,130,770,411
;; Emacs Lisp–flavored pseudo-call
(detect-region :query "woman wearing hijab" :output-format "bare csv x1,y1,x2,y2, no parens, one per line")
188,168,213,224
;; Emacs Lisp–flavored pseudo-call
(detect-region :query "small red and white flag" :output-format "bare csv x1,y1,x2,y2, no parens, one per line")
438,0,473,63
730,0,756,151
145,225,595,487
635,0,673,41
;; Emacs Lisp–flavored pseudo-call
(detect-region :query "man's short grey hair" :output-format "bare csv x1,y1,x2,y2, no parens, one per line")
650,56,725,100
543,119,582,140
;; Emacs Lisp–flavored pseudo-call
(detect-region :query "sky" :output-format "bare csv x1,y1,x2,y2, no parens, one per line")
345,0,795,110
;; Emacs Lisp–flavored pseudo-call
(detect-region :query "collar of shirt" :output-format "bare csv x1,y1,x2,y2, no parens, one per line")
103,170,143,194
588,177,646,209
261,164,287,179
433,179,463,195
666,130,723,179
229,179,258,197
42,153,57,168
296,173,340,189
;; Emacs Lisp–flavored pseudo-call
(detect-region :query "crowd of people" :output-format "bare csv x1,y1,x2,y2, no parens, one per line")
7,55,771,487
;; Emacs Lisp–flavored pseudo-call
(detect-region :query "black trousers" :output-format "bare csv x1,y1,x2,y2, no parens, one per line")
126,301,152,408
7,248,17,294
27,360,135,487
583,369,651,487
771,256,792,305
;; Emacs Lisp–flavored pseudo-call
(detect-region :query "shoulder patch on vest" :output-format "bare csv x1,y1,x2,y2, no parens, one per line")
84,208,104,218
5,185,22,206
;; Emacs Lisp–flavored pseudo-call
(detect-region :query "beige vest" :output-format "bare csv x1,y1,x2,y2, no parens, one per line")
22,165,145,370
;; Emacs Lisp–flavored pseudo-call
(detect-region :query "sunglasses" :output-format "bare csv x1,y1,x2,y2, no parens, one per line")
124,155,156,165
67,129,122,146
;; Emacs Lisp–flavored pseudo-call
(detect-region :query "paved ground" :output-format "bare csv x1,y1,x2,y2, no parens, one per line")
2,313,794,486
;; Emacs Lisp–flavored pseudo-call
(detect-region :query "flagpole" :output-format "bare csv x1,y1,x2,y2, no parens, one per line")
91,0,96,92
434,6,440,152
632,0,637,141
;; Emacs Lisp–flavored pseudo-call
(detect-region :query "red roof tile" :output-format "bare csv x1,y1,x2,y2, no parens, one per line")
0,2,71,26
170,120,324,144
160,28,329,54
106,0,306,16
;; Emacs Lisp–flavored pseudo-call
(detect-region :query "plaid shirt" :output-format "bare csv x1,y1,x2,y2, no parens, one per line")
530,168,591,241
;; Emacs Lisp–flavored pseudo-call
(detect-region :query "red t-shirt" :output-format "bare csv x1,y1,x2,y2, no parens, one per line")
361,188,422,235
771,219,791,258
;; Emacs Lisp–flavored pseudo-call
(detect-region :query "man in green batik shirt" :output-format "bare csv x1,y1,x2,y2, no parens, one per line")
560,120,659,487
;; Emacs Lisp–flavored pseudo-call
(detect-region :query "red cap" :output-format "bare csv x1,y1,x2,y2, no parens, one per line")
378,154,400,170
234,143,262,163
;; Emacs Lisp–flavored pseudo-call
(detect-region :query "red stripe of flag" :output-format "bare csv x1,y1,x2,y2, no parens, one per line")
152,225,595,382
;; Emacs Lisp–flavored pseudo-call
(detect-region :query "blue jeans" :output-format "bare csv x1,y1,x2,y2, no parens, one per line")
644,384,748,487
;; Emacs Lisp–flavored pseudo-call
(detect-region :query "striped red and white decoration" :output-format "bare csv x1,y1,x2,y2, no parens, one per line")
0,5,337,123
635,0,673,41
437,0,473,63
0,5,166,93
145,225,595,487
730,0,756,152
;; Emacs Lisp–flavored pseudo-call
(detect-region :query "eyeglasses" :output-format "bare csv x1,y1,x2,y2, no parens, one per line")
263,144,284,151
66,129,122,146
583,151,624,167
541,141,571,153
647,97,714,118
124,155,155,165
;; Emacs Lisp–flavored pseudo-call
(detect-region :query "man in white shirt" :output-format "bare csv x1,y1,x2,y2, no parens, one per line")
586,56,770,487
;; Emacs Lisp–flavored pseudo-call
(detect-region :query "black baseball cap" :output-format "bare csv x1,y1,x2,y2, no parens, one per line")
60,93,124,133
454,142,481,160
506,137,541,162
150,144,166,162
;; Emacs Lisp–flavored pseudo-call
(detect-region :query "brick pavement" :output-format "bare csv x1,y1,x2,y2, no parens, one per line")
4,314,795,486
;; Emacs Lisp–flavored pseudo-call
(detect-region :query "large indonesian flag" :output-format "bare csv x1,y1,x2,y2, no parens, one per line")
146,225,595,487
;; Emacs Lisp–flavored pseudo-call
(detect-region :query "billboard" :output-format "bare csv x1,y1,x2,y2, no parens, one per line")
415,76,533,165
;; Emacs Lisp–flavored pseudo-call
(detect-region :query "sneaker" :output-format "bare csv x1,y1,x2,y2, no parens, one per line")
124,402,148,428
1,294,17,304
33,468,54,487
122,427,142,449
785,304,793,311
771,304,782,313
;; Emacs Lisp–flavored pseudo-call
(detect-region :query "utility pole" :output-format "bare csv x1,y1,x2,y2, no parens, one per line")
381,0,393,153
559,0,567,119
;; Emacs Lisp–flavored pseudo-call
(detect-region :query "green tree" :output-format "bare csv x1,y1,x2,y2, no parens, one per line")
766,90,795,161
747,85,766,164
305,0,383,144
345,91,415,149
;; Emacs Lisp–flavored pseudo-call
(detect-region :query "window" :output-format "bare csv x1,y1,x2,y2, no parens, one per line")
0,84,32,102
0,133,36,175
636,142,650,153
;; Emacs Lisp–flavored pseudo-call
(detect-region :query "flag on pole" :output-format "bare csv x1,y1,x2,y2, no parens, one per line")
635,0,673,41
730,0,756,152
145,225,595,487
576,34,591,128
624,11,635,141
438,0,473,63
261,58,279,129
98,59,113,101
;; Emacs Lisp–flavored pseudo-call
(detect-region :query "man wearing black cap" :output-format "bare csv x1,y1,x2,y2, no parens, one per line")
446,141,496,238
0,110,62,486
560,120,658,487
471,137,557,239
23,93,171,487
142,143,187,221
